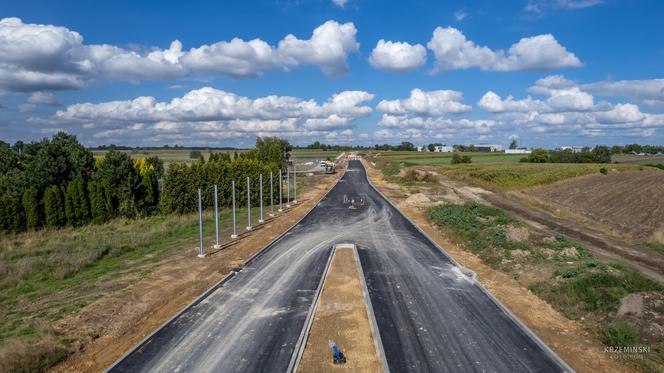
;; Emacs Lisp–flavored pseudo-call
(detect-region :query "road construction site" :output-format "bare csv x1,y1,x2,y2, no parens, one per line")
109,160,569,372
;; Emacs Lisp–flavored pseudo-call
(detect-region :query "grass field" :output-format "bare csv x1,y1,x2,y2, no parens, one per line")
91,149,241,169
440,163,644,190
373,151,523,165
91,148,339,169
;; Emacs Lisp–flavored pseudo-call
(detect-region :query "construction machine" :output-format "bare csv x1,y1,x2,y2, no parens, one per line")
323,159,336,174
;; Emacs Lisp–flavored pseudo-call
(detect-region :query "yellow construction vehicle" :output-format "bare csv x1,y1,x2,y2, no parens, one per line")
323,159,336,174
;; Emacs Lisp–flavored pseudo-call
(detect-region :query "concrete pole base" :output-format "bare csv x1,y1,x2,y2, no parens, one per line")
258,219,264,223
246,226,252,231
231,234,238,239
269,213,275,217
197,254,206,258
213,244,220,249
278,208,283,212
293,200,298,204
286,204,291,208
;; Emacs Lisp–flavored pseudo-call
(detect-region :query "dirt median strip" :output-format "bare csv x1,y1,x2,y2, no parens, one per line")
297,245,384,373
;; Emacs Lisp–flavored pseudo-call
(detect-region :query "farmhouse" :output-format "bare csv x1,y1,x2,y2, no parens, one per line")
560,146,585,153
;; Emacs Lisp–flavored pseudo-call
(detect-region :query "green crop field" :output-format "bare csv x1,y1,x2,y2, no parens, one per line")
441,163,643,190
290,149,341,161
392,153,524,165
91,149,243,169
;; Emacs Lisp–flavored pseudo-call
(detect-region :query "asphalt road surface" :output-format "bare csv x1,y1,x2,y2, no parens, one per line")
110,160,568,373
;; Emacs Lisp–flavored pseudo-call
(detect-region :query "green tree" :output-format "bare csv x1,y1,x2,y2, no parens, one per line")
94,150,145,217
22,187,41,229
43,185,66,227
252,137,292,169
189,150,203,159
527,148,551,163
509,138,518,150
0,193,25,232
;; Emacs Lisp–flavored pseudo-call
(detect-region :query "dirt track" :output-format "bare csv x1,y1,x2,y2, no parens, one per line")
529,171,664,242
51,173,340,373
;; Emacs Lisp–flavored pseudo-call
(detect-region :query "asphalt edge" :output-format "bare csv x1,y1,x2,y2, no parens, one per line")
105,168,346,372
360,159,575,373
287,245,336,373
350,244,390,373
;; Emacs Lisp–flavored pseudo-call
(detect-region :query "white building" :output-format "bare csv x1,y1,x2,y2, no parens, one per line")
434,145,454,153
505,149,531,154
473,144,502,152
560,146,585,153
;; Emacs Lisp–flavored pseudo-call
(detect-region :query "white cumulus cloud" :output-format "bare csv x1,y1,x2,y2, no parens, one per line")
376,88,471,116
0,17,360,93
369,40,427,73
427,26,582,72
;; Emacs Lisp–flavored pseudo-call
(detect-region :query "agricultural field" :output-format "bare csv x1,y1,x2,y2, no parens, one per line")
290,149,342,162
374,151,524,165
439,162,644,191
91,149,241,169
528,171,664,245
92,148,340,169
613,153,664,164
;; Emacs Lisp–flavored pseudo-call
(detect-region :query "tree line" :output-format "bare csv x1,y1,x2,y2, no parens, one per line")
0,133,291,233
523,146,613,163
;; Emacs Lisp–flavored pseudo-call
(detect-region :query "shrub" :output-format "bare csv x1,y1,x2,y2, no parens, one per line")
527,148,550,163
189,150,202,159
602,321,639,347
451,153,472,164
599,167,608,175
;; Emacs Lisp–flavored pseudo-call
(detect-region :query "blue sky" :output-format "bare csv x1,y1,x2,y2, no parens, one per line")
1,0,663,148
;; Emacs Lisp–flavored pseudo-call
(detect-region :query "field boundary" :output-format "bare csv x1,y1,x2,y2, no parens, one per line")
105,171,344,372
361,159,574,373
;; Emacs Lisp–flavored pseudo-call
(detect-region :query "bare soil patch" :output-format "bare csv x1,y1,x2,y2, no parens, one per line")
50,173,341,373
529,171,664,242
298,247,382,373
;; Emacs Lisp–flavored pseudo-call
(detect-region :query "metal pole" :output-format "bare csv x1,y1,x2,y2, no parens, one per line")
197,189,205,257
269,172,274,217
293,166,297,204
214,184,219,248
259,174,264,223
246,176,252,230
231,180,237,238
278,169,283,212
286,167,291,208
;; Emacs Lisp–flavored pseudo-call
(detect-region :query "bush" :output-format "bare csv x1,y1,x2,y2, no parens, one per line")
599,167,608,175
451,153,472,164
189,150,202,159
527,148,550,163
602,321,639,347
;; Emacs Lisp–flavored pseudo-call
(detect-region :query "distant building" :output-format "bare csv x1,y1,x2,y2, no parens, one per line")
505,148,531,154
434,145,454,153
472,144,502,152
560,146,585,153
417,146,425,152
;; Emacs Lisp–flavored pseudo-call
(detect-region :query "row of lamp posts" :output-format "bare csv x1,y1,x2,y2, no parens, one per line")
197,167,297,257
